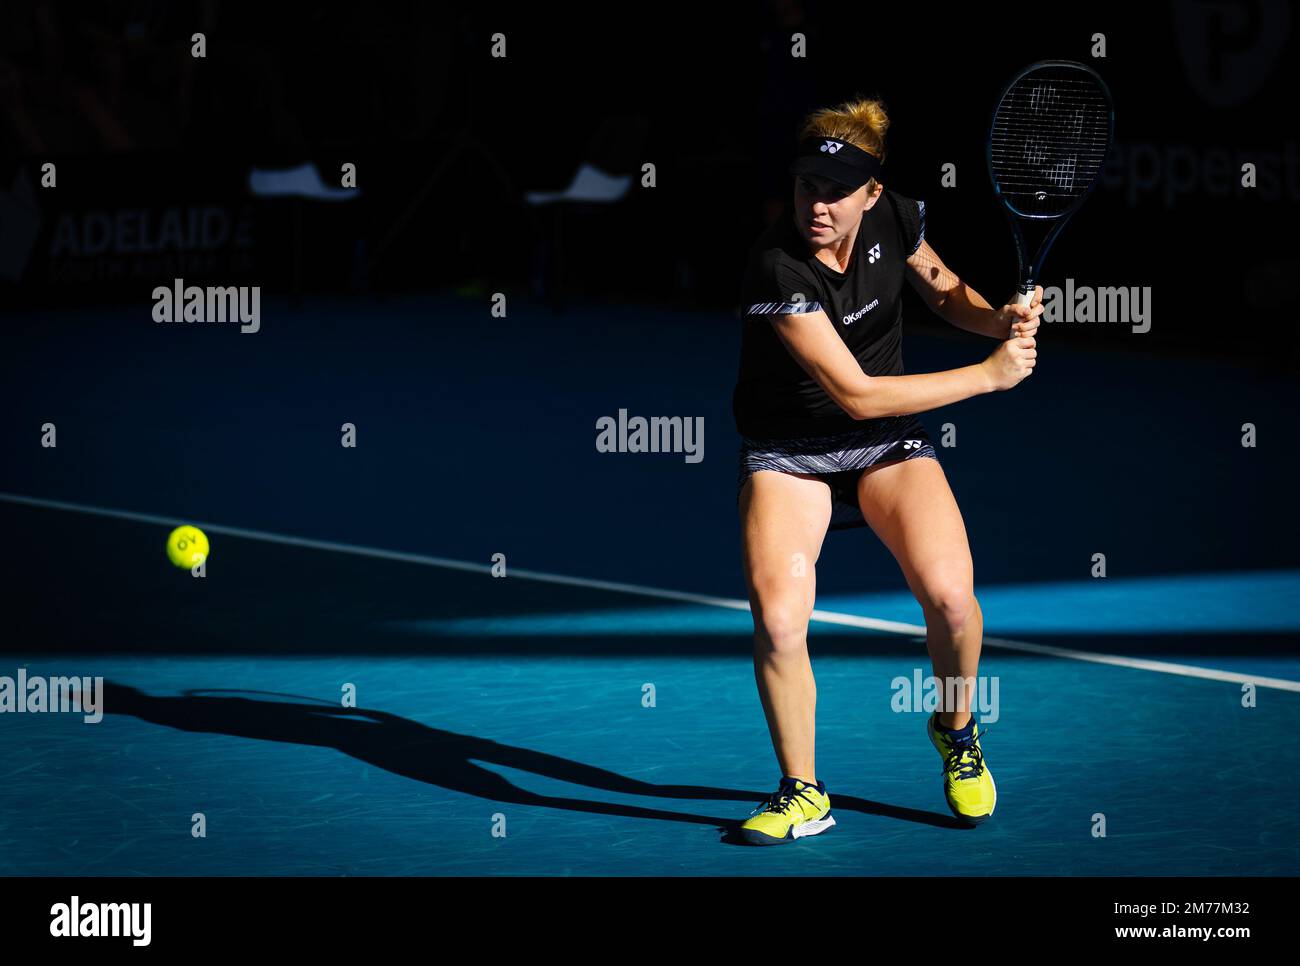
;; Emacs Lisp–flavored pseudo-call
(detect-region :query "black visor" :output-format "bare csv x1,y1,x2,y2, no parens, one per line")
789,136,883,189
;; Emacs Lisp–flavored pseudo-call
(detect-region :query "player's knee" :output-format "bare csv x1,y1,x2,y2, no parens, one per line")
919,579,977,633
752,597,812,655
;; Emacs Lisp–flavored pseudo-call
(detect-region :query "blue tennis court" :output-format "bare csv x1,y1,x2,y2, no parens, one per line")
2,296,1297,876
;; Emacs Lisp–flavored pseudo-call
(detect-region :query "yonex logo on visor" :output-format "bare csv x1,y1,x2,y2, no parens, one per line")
790,136,884,187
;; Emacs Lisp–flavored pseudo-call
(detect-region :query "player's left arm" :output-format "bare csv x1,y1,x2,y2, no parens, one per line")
905,239,1043,339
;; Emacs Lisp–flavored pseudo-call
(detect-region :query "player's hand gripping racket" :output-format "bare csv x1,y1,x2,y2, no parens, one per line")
988,60,1114,326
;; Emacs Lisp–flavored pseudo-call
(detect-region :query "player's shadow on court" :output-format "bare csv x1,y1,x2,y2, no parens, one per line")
99,681,969,839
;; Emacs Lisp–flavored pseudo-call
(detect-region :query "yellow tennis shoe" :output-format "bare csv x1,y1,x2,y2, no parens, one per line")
927,713,996,825
739,776,835,845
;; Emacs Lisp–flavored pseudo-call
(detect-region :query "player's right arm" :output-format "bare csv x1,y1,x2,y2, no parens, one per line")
768,308,1036,420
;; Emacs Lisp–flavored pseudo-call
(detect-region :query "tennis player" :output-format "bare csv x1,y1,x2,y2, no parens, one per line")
734,98,1043,844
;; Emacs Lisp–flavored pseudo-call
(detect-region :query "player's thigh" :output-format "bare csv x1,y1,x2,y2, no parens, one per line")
739,470,833,648
855,457,975,621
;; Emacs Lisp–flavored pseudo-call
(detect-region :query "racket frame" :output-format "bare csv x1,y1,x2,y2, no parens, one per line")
986,59,1115,308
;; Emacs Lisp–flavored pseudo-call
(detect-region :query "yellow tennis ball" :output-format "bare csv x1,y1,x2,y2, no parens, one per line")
166,525,209,569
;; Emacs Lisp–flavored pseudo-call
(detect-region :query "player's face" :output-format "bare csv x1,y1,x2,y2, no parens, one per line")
794,175,866,245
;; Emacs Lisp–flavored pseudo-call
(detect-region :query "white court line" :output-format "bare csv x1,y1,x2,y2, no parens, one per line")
3,490,1299,693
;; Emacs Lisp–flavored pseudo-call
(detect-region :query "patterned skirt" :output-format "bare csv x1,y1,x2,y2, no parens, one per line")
736,415,939,530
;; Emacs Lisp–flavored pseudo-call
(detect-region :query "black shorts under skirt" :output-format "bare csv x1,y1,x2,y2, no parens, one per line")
736,415,940,531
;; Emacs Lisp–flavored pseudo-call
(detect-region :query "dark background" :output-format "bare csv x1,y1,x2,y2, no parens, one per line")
2,0,1296,366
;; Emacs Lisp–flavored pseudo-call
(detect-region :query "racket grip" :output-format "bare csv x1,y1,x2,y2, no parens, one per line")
1009,282,1035,338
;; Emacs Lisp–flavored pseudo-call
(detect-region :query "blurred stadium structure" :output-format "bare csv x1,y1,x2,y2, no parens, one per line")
0,1,1295,369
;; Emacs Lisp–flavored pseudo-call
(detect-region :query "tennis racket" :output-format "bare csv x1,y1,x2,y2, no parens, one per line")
987,60,1114,320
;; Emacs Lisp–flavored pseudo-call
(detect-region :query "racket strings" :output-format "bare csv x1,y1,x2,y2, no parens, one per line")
990,68,1111,217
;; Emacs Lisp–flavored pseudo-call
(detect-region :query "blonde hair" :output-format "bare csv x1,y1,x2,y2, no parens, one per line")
797,97,889,193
